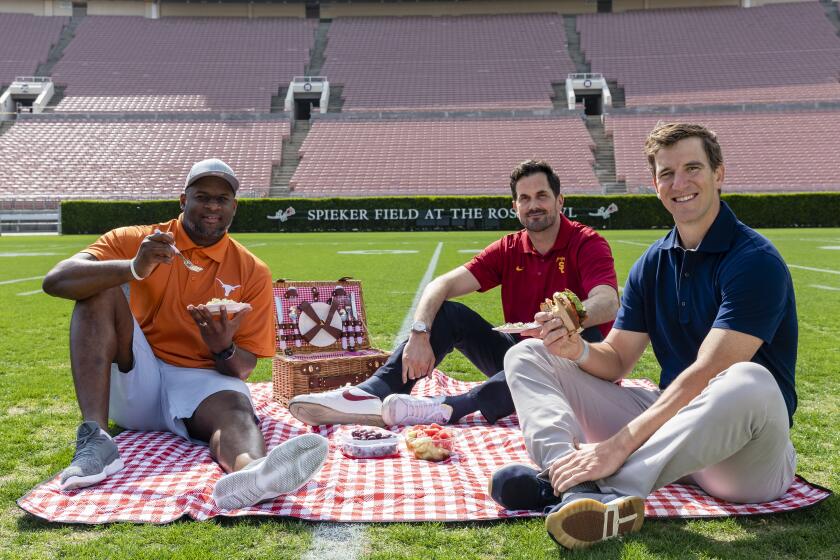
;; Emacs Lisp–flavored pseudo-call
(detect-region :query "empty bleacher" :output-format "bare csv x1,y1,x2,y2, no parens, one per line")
289,117,599,196
578,2,840,107
322,14,576,112
51,16,316,112
609,111,840,193
0,14,67,85
0,119,288,200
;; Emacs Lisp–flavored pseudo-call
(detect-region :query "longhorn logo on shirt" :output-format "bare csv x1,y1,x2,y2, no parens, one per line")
216,278,241,297
515,265,524,272
556,257,566,273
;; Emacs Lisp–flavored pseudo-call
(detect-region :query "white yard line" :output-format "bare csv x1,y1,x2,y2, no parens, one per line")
788,264,840,276
16,289,43,296
614,240,649,247
810,284,840,291
0,252,58,257
301,241,443,560
302,524,368,560
0,275,43,286
394,242,444,348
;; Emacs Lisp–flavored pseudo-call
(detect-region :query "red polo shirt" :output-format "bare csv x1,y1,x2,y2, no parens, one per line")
464,215,617,337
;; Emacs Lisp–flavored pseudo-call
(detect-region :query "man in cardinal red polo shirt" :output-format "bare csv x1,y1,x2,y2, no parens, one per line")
289,159,620,427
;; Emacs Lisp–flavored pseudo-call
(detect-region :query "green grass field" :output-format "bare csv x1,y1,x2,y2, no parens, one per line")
1,229,837,559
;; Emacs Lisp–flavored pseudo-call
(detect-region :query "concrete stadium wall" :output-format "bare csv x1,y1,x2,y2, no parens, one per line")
320,1,596,18
614,0,737,10
613,0,813,9
0,0,820,18
87,0,146,16
0,0,71,16
749,0,815,5
159,2,304,17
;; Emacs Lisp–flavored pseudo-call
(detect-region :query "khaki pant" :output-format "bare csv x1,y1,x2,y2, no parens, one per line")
505,338,796,503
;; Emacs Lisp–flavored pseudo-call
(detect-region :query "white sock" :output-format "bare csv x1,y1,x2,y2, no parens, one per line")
99,429,113,440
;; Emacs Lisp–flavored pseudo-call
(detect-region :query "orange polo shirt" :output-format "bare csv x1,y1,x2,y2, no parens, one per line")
84,216,275,369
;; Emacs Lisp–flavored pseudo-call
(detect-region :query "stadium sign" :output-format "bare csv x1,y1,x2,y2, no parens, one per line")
267,203,618,225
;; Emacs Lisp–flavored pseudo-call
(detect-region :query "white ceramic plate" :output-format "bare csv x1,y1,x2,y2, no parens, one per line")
203,301,252,314
492,322,539,334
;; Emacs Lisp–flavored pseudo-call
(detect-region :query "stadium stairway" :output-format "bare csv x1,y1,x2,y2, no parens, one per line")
271,86,288,113
33,14,84,79
270,119,310,196
606,80,626,108
822,0,840,36
585,115,626,194
327,85,345,112
550,83,567,111
32,14,84,110
0,121,14,137
306,20,331,76
563,16,591,74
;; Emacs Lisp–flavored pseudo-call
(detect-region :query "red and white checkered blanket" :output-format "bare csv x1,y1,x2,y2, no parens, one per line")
18,372,831,524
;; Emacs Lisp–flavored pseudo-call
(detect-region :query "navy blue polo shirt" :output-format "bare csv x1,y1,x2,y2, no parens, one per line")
614,202,798,424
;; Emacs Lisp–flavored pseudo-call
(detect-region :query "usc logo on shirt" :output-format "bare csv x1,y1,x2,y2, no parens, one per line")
556,257,566,273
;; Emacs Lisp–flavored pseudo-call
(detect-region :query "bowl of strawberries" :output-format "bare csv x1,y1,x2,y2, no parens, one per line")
404,423,456,462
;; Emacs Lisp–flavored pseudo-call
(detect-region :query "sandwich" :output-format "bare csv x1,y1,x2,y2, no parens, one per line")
539,289,586,333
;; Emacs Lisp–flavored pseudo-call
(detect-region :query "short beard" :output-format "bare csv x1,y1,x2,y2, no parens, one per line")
520,212,556,233
182,216,227,246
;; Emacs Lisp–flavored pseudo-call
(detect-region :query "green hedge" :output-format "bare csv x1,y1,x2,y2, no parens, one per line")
61,193,840,235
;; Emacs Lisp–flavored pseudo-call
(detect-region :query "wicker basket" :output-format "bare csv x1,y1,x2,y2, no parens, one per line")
271,278,390,406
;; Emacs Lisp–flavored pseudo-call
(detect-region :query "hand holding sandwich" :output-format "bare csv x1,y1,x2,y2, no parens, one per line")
528,290,588,362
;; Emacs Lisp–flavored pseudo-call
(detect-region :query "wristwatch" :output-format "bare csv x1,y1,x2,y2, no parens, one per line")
213,342,237,361
410,320,430,335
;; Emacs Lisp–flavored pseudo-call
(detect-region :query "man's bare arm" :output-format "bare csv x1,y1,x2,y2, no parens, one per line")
187,305,260,380
213,345,258,380
412,266,481,326
579,284,620,329
43,252,138,300
43,231,176,300
533,291,643,385
402,266,481,382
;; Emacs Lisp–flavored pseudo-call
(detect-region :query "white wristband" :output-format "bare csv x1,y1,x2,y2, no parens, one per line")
129,258,145,281
572,340,590,365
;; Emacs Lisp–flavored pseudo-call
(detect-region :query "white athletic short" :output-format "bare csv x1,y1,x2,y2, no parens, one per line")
108,317,255,445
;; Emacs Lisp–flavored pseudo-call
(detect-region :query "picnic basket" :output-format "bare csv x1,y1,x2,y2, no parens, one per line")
271,278,391,406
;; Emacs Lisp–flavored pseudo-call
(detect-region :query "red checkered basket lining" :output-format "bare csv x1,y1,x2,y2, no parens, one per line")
18,373,831,524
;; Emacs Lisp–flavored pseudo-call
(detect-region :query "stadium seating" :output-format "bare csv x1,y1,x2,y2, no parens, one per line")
289,117,599,196
322,14,576,111
608,111,840,192
578,3,840,107
0,14,67,85
0,119,288,199
51,16,316,112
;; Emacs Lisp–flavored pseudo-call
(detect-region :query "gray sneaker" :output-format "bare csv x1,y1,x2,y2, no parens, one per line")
212,433,329,510
60,421,124,491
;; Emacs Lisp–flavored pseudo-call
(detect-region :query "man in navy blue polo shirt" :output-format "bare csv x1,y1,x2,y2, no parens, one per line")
288,160,619,427
493,123,798,550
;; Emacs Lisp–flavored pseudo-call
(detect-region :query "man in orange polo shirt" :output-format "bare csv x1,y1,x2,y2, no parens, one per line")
43,159,328,510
